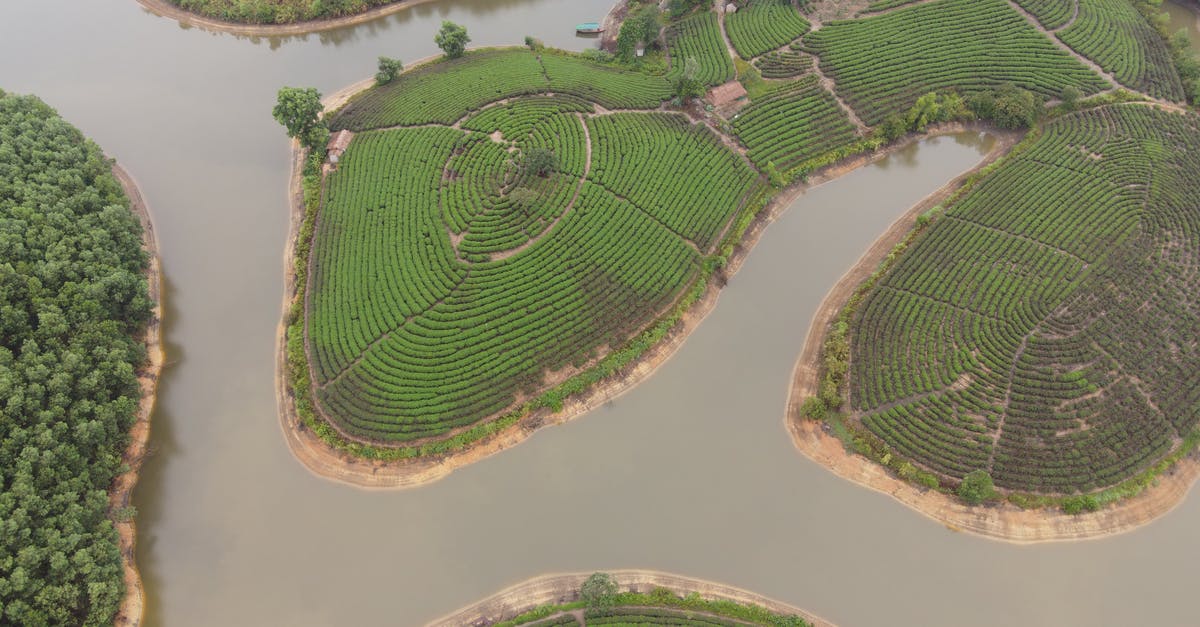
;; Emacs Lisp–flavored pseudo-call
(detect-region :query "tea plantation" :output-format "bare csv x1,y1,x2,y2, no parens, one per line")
309,50,760,442
849,105,1200,493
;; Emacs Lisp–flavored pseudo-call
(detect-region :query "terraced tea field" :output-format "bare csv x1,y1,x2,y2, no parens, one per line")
726,0,811,59
307,51,758,443
732,75,859,172
803,0,1109,125
754,49,813,79
1057,0,1186,101
1013,0,1076,30
667,11,734,86
332,49,672,131
848,104,1200,493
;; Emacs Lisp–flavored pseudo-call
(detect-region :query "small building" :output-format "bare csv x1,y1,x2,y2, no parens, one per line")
326,129,354,165
708,81,749,117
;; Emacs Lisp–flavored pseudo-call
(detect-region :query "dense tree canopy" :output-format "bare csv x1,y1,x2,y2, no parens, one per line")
165,0,400,25
0,91,152,625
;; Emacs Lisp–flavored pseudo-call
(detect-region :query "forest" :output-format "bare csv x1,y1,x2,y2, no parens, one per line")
0,91,152,625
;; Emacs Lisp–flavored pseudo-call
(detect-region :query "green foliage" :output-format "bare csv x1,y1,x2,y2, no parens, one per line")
902,90,969,130
804,0,1108,125
580,573,619,612
734,58,770,100
799,396,827,420
273,86,326,152
163,0,398,24
375,56,403,85
672,57,707,102
726,0,811,59
1062,494,1101,514
669,0,709,18
435,20,471,59
968,84,1042,128
958,470,997,504
617,3,663,63
1061,85,1083,109
849,105,1200,494
521,146,558,177
0,92,151,626
1169,26,1200,104
766,160,785,187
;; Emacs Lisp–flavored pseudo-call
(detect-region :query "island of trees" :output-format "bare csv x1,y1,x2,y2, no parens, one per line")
427,571,827,627
145,0,406,25
277,0,1200,527
0,91,158,625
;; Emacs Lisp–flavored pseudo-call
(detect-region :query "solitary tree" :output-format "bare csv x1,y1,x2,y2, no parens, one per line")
1060,85,1082,110
580,572,619,613
522,147,558,177
672,56,705,103
435,21,471,59
957,470,996,505
376,56,403,85
272,87,326,152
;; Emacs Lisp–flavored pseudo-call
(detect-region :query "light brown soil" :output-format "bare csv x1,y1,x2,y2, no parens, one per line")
424,570,835,627
782,121,1200,543
133,0,440,37
109,164,165,627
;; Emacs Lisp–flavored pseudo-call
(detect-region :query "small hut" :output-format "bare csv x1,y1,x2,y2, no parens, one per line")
708,81,749,117
326,129,354,165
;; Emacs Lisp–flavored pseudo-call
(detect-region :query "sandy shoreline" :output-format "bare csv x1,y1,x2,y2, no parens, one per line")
109,164,165,627
133,0,439,37
424,570,835,627
782,119,1200,543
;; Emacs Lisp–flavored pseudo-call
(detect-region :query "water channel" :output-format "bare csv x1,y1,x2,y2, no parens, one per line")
1,1,1199,625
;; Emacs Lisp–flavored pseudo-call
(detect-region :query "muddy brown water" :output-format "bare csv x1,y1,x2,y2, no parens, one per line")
1,1,1199,626
1167,0,1200,54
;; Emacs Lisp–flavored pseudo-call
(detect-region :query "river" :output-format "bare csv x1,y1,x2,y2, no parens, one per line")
1,1,1198,626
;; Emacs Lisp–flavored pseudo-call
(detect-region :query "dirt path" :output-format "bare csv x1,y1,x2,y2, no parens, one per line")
810,63,869,133
133,0,440,37
716,1,741,62
424,570,835,627
109,164,165,627
1054,0,1081,32
1004,0,1125,92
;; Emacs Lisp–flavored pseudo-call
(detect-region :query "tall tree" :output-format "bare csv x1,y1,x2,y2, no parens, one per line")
375,56,403,85
435,21,471,59
272,87,326,152
580,572,619,613
272,86,326,151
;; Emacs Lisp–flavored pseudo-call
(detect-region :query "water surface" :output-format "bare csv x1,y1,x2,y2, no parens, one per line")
0,2,1198,626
